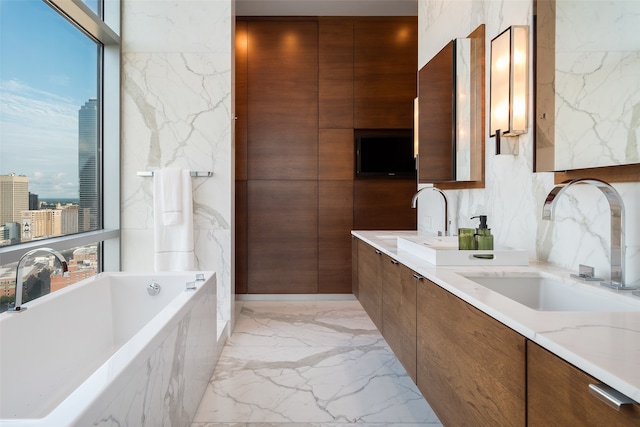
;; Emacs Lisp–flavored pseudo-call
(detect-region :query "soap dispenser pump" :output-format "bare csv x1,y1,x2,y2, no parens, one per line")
471,215,494,250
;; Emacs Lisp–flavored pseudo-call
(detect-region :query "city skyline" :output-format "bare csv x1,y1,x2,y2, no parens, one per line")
0,0,98,198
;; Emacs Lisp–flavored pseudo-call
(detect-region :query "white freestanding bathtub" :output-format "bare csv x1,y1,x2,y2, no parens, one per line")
0,271,218,426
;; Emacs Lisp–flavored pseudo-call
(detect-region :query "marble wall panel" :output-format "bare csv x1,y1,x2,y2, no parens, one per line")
418,0,640,285
120,0,233,335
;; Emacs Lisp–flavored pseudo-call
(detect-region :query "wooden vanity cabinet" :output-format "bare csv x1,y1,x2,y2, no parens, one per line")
417,278,526,427
356,239,383,331
381,259,418,382
528,342,640,426
354,237,638,426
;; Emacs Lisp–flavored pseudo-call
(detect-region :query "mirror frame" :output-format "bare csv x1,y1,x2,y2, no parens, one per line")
429,24,486,190
533,0,640,183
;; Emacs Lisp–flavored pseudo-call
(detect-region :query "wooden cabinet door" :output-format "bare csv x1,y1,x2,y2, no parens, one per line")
382,260,417,382
319,17,354,129
353,179,417,230
354,18,418,129
247,180,318,293
528,342,640,426
357,239,383,331
319,180,353,293
236,21,248,180
246,20,319,180
417,278,526,426
351,236,359,297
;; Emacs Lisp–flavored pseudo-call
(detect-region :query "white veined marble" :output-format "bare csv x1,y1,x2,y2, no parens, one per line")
193,301,443,426
418,0,640,286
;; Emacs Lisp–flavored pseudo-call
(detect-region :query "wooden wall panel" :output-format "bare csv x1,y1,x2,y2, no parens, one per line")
235,21,248,180
247,180,318,294
354,18,418,129
353,179,417,230
319,181,353,293
234,180,247,294
319,129,354,180
247,20,319,180
319,17,354,129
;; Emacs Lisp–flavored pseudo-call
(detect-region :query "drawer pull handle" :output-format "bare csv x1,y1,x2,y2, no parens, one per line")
391,259,399,264
588,383,636,410
413,273,424,280
375,250,382,255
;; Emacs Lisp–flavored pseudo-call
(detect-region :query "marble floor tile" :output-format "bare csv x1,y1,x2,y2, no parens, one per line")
193,300,443,426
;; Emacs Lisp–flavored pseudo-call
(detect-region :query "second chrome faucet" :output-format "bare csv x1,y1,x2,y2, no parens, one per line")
542,178,635,290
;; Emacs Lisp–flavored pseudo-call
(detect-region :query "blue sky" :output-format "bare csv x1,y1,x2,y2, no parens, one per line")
0,0,99,198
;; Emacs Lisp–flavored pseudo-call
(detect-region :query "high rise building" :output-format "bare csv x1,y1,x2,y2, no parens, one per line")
59,204,79,235
21,209,62,240
29,192,39,210
0,174,29,225
78,99,99,232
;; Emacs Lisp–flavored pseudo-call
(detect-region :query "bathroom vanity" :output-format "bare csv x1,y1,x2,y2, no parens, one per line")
352,231,640,426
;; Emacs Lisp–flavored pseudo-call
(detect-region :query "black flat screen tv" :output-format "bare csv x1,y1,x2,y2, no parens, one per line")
355,129,416,178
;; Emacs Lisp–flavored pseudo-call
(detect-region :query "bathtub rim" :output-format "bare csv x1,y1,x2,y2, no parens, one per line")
0,270,216,426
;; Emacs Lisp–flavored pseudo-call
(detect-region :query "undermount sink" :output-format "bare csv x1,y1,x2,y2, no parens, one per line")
460,273,640,312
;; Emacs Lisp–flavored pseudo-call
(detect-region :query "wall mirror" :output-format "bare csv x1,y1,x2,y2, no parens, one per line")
417,24,485,189
535,0,640,173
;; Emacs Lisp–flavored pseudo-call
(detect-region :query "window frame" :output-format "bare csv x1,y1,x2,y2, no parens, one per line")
0,0,120,270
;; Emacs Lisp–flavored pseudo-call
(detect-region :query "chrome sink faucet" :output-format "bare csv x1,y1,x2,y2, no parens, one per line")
542,178,635,290
411,187,450,236
9,248,69,312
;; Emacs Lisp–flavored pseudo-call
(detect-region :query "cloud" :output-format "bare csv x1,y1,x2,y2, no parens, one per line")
0,79,83,198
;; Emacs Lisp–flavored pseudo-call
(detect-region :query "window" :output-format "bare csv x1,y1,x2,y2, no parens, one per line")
0,0,120,312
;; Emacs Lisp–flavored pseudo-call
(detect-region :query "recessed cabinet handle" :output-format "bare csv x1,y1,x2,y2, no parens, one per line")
588,383,637,411
413,273,424,280
375,250,382,255
391,259,399,264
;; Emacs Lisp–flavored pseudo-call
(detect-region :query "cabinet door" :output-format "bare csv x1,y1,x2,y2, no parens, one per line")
319,180,353,293
319,17,354,129
528,342,640,426
417,279,526,426
357,239,383,331
247,20,319,180
382,261,417,382
247,180,318,293
353,179,417,230
354,18,418,129
236,21,248,180
351,236,359,297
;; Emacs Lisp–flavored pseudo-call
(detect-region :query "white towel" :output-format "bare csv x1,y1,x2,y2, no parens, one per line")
153,168,195,271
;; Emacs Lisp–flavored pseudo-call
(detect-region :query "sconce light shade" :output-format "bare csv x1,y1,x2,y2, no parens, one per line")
414,97,419,158
490,26,528,139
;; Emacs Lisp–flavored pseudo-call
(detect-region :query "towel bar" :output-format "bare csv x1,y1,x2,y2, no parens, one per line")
137,171,213,177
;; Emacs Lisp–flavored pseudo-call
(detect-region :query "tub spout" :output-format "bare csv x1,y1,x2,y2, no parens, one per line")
10,248,69,312
542,178,633,290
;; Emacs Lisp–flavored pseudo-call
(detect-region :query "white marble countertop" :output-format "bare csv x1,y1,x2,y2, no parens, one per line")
352,230,640,403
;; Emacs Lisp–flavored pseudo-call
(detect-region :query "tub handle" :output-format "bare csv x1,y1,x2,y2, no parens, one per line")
147,281,161,296
186,281,197,291
196,273,205,282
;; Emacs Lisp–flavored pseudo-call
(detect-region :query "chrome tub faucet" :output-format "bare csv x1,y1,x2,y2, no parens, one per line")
10,247,69,312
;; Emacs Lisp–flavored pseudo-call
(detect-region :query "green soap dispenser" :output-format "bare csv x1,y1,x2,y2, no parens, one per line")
471,215,494,250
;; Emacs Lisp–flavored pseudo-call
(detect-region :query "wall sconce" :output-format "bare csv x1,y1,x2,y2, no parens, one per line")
414,97,419,158
490,25,528,155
